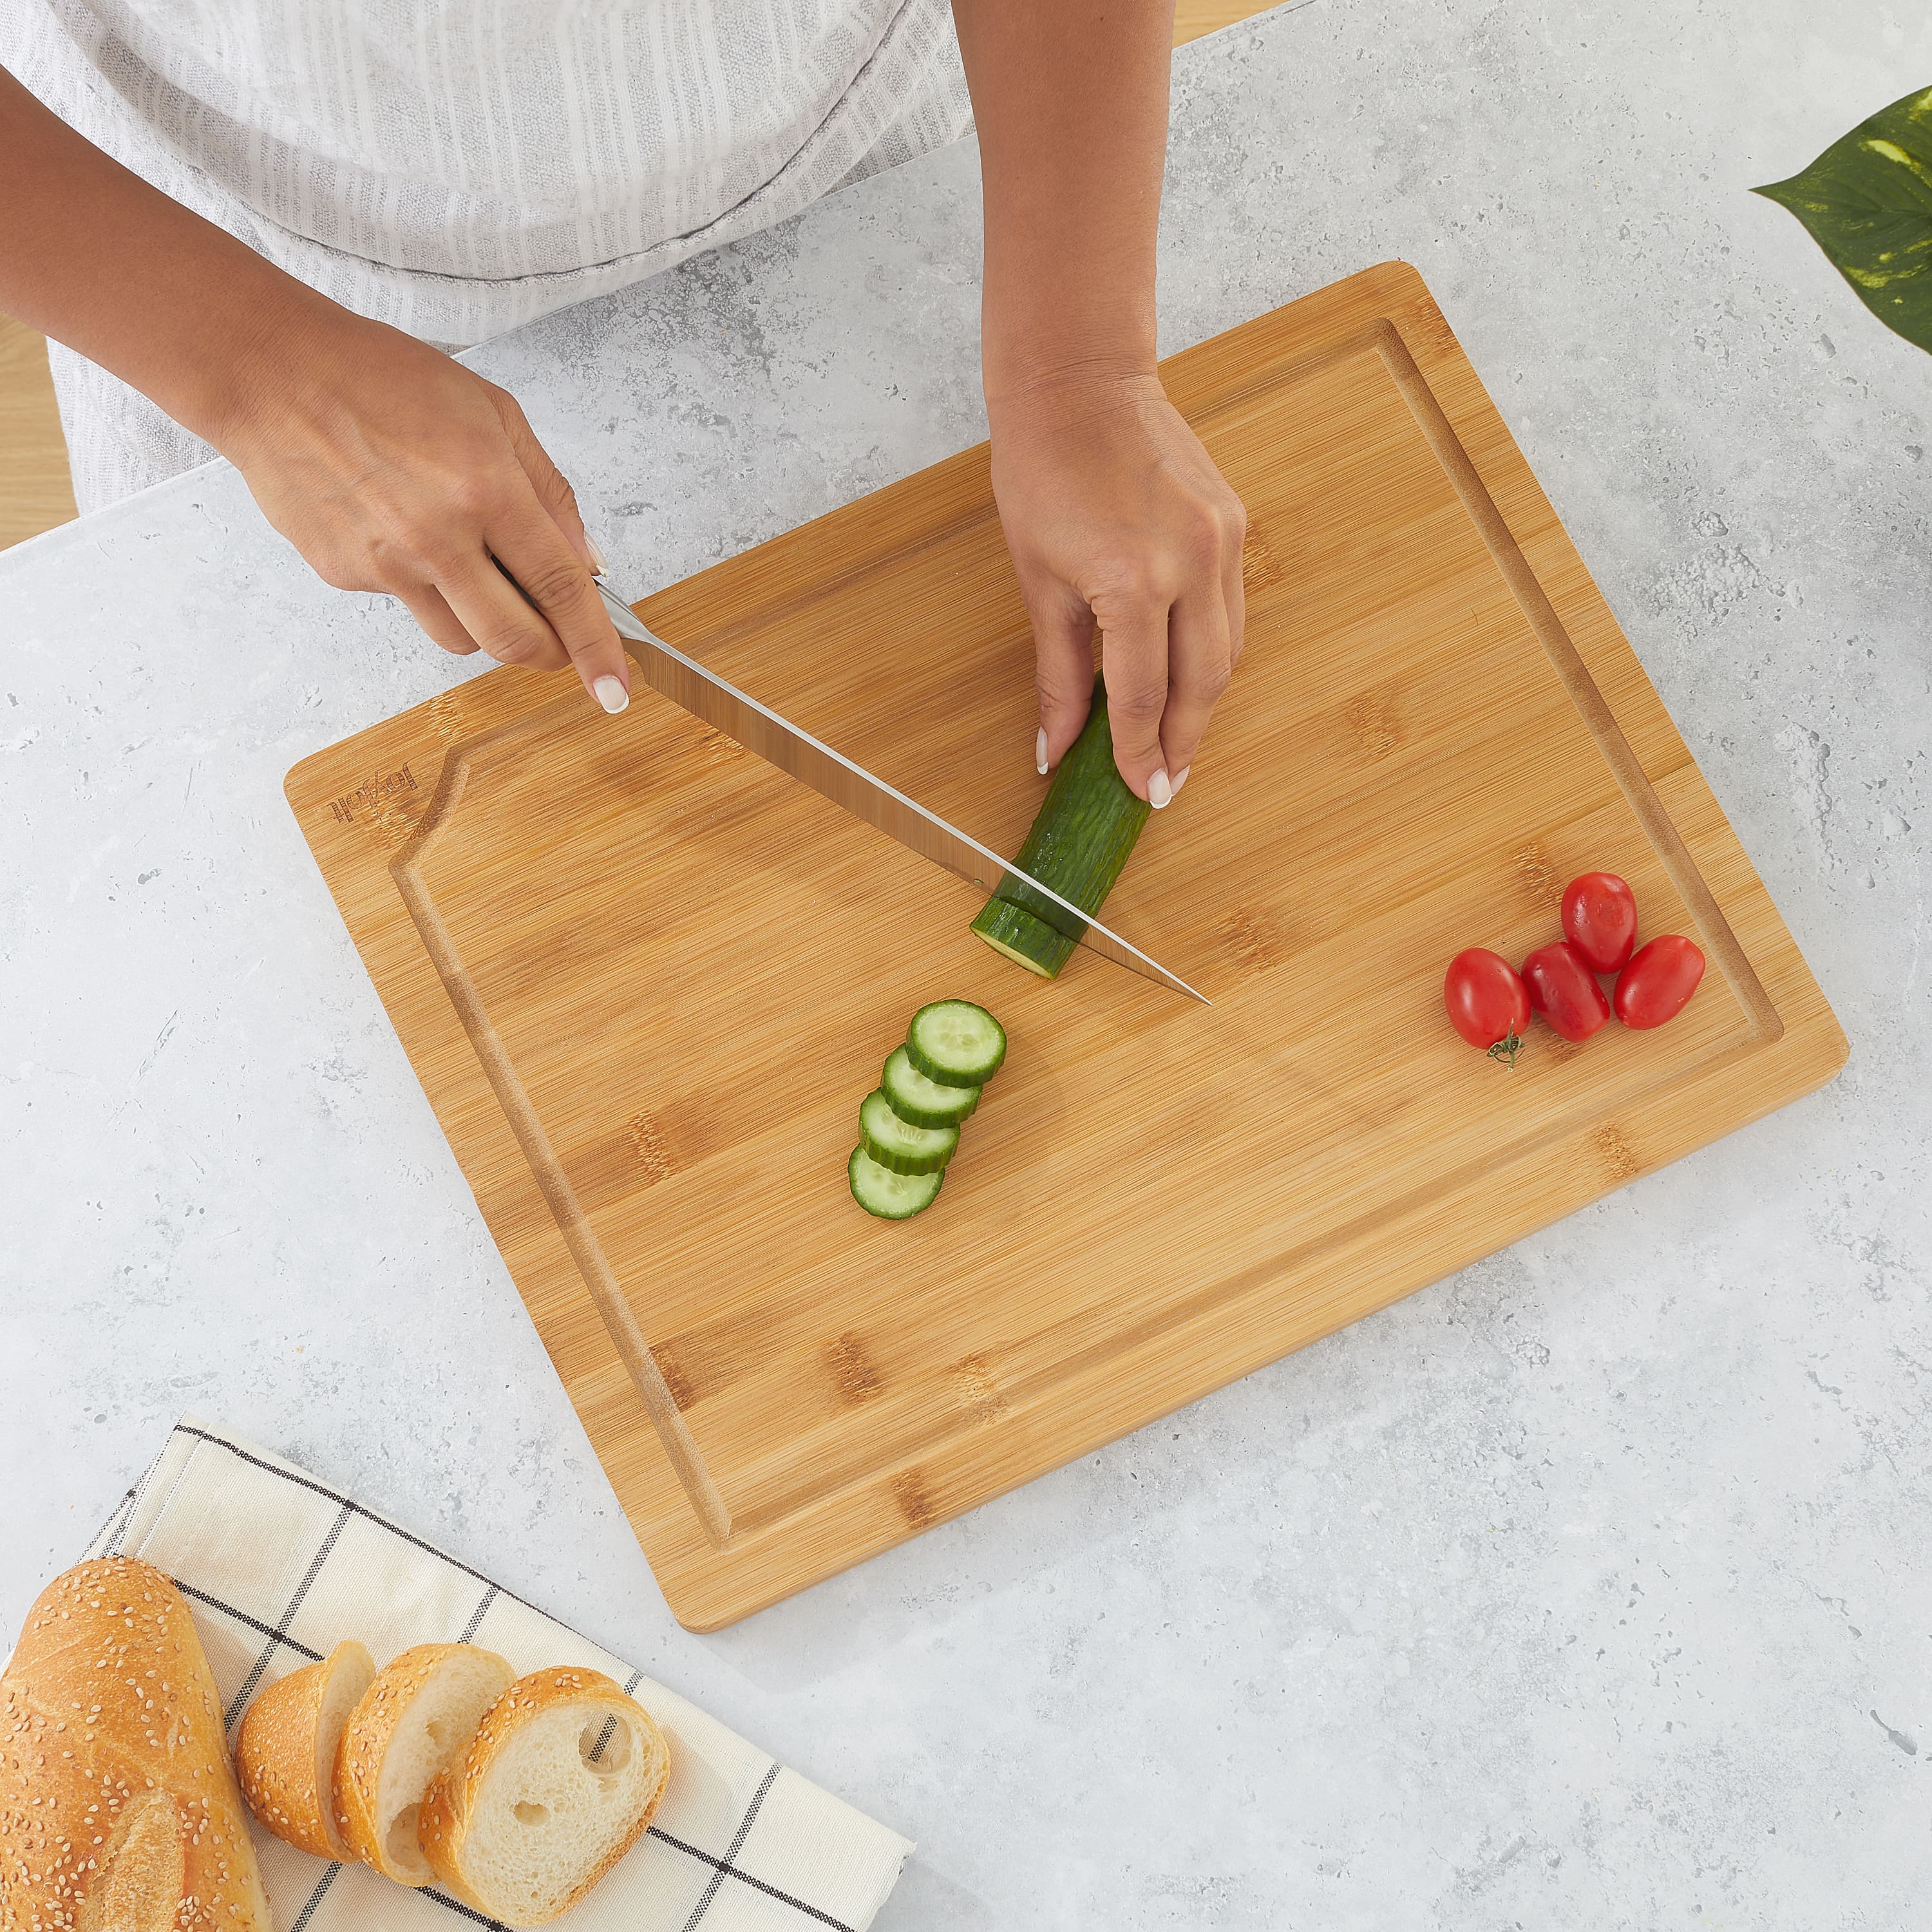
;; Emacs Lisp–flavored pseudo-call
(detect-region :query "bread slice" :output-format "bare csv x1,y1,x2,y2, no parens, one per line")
0,1557,272,1931
419,1667,671,1926
334,1642,515,1884
236,1638,376,1861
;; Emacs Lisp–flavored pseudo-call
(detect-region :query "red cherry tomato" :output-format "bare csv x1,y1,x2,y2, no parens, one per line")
1560,871,1638,974
1614,934,1705,1028
1521,940,1612,1041
1444,948,1532,1063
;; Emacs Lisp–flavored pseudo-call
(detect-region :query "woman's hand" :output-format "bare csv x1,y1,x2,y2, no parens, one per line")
219,310,630,710
0,70,627,710
951,0,1242,802
988,372,1246,806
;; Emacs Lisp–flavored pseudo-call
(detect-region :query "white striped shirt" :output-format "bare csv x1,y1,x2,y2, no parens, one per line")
3,1,971,507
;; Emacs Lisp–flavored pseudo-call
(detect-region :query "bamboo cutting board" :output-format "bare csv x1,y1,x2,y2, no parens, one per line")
288,263,1844,1630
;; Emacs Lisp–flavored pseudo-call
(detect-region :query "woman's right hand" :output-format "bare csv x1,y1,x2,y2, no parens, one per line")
217,308,631,710
0,67,623,710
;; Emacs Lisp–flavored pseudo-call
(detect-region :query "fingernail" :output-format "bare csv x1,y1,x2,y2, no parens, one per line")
593,675,629,714
586,534,609,577
1171,764,1191,796
1148,768,1172,810
1036,727,1049,775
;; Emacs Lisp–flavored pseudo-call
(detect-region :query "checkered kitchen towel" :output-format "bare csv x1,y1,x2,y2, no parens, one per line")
82,1417,913,1932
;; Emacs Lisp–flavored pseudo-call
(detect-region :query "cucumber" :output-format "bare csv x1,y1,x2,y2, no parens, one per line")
849,1144,944,1218
905,1000,1007,1088
858,1089,959,1175
848,1001,1003,1218
971,676,1151,978
882,1045,980,1128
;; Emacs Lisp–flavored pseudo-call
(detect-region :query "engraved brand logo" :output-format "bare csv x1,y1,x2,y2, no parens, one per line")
331,766,418,823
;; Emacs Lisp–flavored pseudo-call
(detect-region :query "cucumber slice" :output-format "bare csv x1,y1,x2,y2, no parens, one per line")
849,1144,944,1218
905,999,1007,1088
972,898,1072,978
859,1089,959,1175
881,1045,980,1128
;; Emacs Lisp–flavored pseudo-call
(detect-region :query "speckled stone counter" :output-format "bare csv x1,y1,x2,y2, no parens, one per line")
3,5,1927,1925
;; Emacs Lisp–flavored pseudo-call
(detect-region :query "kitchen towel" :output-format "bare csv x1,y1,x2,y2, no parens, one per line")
82,1417,913,1932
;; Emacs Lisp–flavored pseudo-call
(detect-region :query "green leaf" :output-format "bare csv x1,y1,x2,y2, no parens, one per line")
1754,84,1932,355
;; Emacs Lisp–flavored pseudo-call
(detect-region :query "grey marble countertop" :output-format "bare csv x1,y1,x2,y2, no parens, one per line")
4,5,1928,1925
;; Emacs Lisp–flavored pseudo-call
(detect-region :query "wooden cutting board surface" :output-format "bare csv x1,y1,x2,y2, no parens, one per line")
287,263,1844,1630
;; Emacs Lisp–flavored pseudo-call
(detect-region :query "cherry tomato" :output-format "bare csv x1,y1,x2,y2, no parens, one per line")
1560,871,1638,974
1521,940,1611,1041
1444,947,1532,1063
1614,934,1705,1028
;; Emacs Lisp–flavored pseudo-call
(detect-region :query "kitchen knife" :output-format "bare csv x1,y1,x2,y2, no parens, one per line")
592,575,1208,1004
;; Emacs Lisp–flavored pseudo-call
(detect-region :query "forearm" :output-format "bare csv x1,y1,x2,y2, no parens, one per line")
0,64,332,449
949,0,1173,403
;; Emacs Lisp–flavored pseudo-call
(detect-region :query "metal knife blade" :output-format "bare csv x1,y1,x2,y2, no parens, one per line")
593,576,1208,1004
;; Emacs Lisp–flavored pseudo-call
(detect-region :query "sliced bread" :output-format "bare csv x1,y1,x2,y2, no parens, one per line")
419,1667,671,1926
334,1642,515,1884
236,1638,376,1861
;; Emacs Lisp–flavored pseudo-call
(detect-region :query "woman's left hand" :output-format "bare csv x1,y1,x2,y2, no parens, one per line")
987,370,1247,808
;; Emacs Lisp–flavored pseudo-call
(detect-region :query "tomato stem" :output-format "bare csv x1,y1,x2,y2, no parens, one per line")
1487,1028,1525,1069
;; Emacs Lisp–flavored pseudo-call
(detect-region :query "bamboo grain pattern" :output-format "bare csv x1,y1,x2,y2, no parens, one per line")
287,264,1846,1629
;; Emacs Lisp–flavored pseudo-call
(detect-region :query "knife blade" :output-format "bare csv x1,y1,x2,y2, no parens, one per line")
592,576,1208,1004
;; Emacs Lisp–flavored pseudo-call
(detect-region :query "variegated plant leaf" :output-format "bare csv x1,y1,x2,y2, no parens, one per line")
1754,84,1932,355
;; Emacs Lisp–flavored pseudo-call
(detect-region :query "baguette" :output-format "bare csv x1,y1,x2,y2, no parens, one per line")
0,1556,272,1931
235,1639,375,1861
333,1642,514,1884
419,1667,670,1926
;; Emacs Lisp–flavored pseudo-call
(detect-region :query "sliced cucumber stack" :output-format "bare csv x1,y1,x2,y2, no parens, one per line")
848,999,1007,1220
